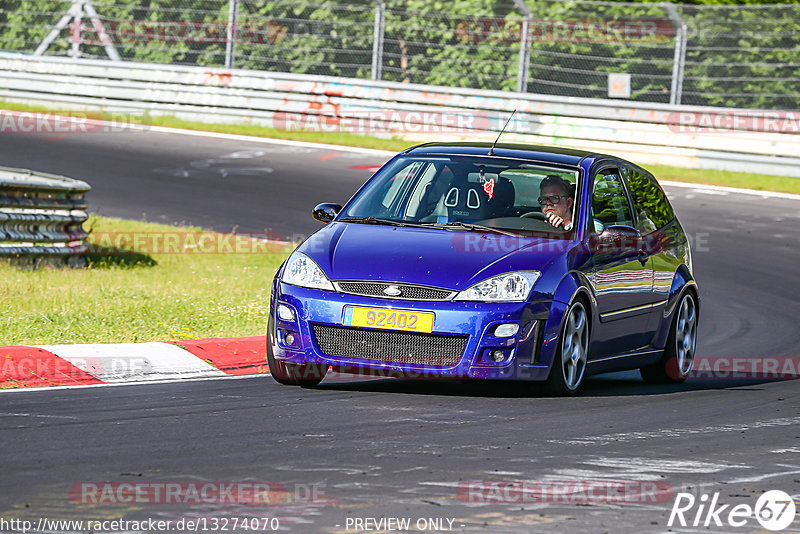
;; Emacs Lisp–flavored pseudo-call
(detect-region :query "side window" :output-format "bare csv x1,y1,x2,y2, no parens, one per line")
624,168,676,233
592,170,634,229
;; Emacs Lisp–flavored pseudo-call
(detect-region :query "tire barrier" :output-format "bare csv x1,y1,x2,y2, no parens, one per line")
0,166,90,267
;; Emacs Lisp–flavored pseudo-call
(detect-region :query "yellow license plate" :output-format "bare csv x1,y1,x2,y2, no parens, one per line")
343,306,434,333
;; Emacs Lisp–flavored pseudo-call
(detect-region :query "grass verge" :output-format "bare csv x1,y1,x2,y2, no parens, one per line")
0,215,292,345
647,164,799,194
2,99,799,194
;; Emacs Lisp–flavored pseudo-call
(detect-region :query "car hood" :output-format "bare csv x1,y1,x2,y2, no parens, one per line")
297,222,574,291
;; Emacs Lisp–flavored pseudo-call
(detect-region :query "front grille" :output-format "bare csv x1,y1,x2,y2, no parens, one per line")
312,324,467,367
336,281,454,301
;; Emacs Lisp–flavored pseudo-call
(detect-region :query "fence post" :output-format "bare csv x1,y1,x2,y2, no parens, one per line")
34,0,82,56
663,2,687,106
371,0,385,81
34,0,120,61
82,0,121,61
225,0,239,69
70,0,83,58
513,0,532,93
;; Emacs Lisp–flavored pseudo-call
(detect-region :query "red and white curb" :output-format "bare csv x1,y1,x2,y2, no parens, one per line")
0,337,268,390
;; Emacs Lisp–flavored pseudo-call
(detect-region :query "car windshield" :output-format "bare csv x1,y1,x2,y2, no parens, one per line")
339,155,580,236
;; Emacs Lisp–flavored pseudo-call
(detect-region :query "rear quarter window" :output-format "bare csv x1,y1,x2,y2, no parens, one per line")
625,169,676,233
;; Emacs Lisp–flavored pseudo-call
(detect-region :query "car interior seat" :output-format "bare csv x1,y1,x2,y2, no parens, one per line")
487,177,515,218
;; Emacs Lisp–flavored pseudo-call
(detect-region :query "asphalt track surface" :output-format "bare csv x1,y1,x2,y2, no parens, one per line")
1,127,799,533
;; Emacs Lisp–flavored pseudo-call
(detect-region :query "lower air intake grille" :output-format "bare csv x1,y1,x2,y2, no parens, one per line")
312,324,467,367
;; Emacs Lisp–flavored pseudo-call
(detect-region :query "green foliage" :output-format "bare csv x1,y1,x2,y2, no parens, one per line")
382,0,521,90
234,0,375,77
1,0,798,108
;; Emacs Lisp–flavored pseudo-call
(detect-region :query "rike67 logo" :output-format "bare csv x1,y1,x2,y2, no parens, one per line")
669,490,796,531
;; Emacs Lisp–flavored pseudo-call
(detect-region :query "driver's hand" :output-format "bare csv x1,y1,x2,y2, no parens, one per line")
546,212,564,228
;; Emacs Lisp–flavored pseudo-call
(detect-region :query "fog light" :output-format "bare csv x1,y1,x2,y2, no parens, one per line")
284,332,296,346
277,304,295,322
489,350,505,362
494,323,519,338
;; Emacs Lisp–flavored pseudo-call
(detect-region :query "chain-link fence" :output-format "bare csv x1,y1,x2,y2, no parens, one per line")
1,0,798,110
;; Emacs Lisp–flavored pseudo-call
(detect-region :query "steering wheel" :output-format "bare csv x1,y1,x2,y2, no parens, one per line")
520,211,547,220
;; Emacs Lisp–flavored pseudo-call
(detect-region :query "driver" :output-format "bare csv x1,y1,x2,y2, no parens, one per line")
539,175,575,230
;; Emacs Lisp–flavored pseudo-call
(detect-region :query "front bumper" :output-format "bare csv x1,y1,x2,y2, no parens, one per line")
270,281,564,381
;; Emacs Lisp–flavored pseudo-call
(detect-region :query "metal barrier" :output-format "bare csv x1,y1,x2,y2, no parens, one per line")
0,53,798,177
0,166,90,267
4,0,799,109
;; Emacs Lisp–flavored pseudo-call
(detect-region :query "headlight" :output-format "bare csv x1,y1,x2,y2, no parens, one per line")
454,271,541,302
281,251,334,291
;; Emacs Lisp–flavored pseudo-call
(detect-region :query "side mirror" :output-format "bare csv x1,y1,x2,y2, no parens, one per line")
312,203,342,224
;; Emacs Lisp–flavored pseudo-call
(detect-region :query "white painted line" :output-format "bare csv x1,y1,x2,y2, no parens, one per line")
34,342,225,382
662,180,800,201
588,457,745,474
130,123,398,157
0,372,270,394
0,413,77,419
727,466,800,484
548,416,800,446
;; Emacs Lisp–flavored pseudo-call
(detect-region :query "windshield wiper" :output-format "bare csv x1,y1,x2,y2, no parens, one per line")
339,217,519,236
338,216,431,228
425,221,519,237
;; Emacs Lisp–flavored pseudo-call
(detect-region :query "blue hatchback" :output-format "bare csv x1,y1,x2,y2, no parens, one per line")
268,143,699,395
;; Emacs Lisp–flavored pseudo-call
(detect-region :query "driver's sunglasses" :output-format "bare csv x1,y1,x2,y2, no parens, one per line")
538,195,566,206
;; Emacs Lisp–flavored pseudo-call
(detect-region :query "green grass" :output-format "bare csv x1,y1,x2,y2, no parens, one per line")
0,216,292,345
3,99,798,194
646,164,799,193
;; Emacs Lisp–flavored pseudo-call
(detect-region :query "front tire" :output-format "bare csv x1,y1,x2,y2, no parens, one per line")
641,290,697,384
266,318,327,387
545,300,589,396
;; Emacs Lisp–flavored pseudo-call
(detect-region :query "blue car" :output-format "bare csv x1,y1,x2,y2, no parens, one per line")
268,143,698,395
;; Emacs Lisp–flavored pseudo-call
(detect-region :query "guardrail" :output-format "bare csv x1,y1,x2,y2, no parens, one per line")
0,53,798,177
0,166,90,267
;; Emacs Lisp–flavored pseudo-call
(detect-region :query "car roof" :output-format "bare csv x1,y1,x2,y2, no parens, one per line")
403,142,610,167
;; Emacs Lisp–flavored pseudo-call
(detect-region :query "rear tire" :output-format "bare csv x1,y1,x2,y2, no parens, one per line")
641,290,697,384
266,317,327,387
544,300,589,396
